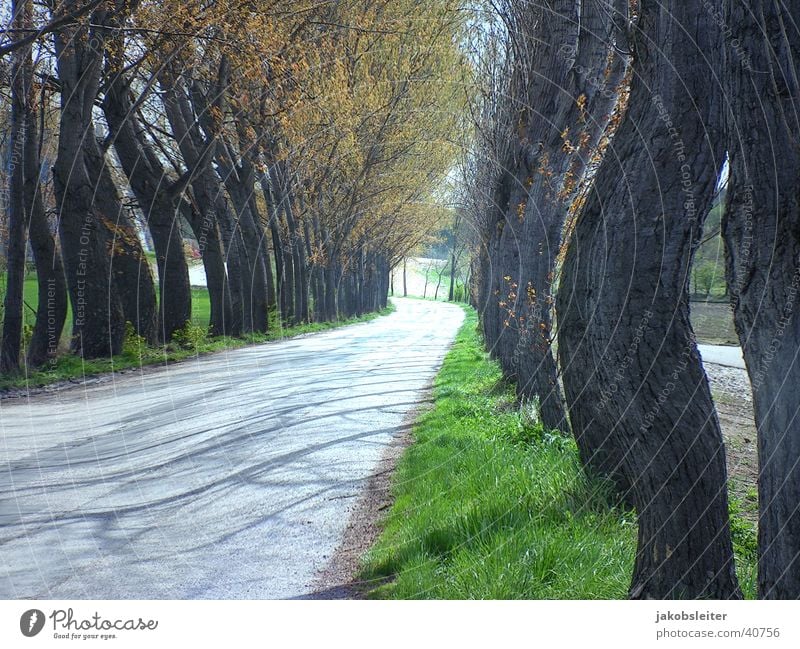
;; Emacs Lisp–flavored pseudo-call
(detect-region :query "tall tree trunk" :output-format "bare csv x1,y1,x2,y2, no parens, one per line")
102,66,191,342
434,262,444,300
325,252,338,320
722,0,800,600
27,189,68,367
242,155,273,329
448,249,456,302
22,12,67,367
1,0,30,373
160,70,233,336
87,137,158,343
286,200,307,324
52,5,126,358
485,0,625,430
259,174,286,322
269,212,288,324
269,165,295,324
216,152,269,333
557,0,740,599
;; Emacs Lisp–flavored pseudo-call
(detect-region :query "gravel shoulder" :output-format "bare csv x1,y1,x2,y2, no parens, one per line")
704,362,759,521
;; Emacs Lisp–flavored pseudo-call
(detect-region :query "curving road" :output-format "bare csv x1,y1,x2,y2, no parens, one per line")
0,298,464,599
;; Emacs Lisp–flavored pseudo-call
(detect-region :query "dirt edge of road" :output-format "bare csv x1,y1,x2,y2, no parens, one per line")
304,395,428,599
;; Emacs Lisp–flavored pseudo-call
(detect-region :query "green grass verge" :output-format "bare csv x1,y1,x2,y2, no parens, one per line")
360,307,758,599
729,493,758,599
0,298,395,391
360,307,638,599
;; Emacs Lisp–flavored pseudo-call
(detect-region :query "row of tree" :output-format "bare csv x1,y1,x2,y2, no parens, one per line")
1,0,464,370
464,0,800,599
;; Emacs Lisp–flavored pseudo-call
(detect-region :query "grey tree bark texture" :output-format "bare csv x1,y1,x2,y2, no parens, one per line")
557,0,741,598
52,3,126,358
160,68,234,337
481,0,624,431
102,55,192,343
0,0,31,373
722,0,800,599
15,0,68,368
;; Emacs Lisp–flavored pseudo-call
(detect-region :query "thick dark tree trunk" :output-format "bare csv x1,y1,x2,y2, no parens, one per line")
52,7,125,358
87,139,158,343
192,207,234,337
722,0,800,600
259,174,287,323
269,214,287,324
270,162,306,324
286,200,307,324
160,72,233,336
216,153,269,333
557,0,740,599
268,166,296,324
479,176,508,356
102,68,191,342
325,255,338,320
484,0,626,431
303,217,322,321
243,156,273,329
184,73,247,337
310,215,326,321
1,0,30,373
27,193,68,367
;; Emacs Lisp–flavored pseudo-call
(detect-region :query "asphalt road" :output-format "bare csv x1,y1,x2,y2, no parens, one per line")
0,298,464,599
698,344,746,369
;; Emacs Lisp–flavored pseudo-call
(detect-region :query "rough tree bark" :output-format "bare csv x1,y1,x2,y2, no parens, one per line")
1,0,31,373
102,55,191,342
86,135,158,343
485,0,625,431
214,138,269,333
557,0,741,598
52,3,126,358
19,2,68,368
260,173,289,323
160,68,234,336
722,0,800,599
268,164,296,324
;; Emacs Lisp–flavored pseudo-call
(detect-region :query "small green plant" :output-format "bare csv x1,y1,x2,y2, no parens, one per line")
729,495,758,562
21,323,33,351
122,322,148,361
172,321,208,351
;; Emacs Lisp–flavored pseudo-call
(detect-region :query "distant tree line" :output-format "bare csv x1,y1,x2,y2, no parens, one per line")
0,0,464,367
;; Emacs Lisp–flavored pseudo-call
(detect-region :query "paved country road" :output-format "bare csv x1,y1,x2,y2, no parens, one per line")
698,344,746,369
0,299,464,599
